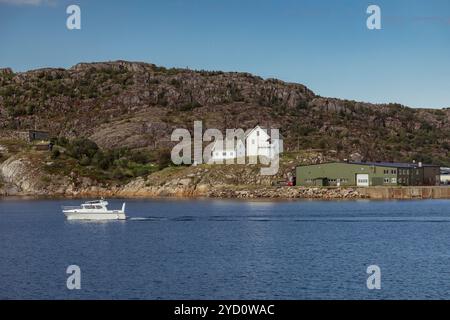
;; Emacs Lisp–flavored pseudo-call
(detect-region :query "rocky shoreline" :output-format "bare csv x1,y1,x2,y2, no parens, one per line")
206,187,364,199
2,184,450,200
0,183,365,200
0,153,448,200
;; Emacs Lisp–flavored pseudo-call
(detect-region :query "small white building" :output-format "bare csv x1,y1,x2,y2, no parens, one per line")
245,126,283,159
441,168,450,185
210,125,283,162
210,137,245,162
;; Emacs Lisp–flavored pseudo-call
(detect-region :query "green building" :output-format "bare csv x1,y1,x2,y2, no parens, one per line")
296,162,440,187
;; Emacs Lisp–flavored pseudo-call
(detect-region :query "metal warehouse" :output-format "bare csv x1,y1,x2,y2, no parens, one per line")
296,162,440,187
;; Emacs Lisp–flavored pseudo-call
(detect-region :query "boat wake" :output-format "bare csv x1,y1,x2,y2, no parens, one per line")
127,216,168,221
127,216,450,223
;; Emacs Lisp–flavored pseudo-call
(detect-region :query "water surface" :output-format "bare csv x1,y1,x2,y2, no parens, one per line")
1,198,449,299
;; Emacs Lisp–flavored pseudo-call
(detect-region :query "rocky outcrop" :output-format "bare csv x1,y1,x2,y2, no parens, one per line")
0,60,448,165
0,156,42,195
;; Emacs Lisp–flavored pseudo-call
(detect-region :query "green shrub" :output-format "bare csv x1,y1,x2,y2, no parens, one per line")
51,149,61,159
66,138,99,160
179,101,202,112
170,79,182,88
80,155,91,166
129,150,151,164
157,149,172,169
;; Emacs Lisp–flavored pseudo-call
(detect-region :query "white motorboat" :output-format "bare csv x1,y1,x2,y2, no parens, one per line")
63,199,126,220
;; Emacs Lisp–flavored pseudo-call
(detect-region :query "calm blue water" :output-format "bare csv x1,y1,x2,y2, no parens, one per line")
1,198,450,300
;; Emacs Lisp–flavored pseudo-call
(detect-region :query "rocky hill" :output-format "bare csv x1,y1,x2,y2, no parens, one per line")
0,60,449,197
0,60,448,165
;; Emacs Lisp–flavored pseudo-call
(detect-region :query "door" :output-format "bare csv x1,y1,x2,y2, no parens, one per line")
356,174,369,187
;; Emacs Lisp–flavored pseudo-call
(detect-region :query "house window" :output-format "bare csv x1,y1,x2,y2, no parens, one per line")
256,131,260,136
230,152,234,156
384,178,390,183
252,139,255,144
222,152,226,156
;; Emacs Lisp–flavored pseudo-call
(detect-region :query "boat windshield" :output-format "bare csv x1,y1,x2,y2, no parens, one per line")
83,205,104,209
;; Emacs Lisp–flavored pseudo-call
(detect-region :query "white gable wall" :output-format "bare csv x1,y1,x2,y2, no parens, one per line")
246,126,270,157
208,126,283,162
210,138,246,161
246,126,282,159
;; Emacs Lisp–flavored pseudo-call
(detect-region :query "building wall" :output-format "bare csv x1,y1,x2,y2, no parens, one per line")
211,149,236,160
296,163,398,187
28,130,49,142
210,140,245,162
246,127,270,157
423,167,440,186
441,175,450,185
0,130,49,142
246,127,282,160
296,162,441,187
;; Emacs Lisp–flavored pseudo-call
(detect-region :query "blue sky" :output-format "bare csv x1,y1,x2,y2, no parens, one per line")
0,0,449,108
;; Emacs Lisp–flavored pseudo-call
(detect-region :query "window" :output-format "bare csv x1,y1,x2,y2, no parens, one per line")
256,131,259,136
252,139,255,144
391,178,397,184
222,152,226,156
384,178,390,183
230,152,234,156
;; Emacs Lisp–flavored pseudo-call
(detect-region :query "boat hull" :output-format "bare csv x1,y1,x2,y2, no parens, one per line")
64,211,126,220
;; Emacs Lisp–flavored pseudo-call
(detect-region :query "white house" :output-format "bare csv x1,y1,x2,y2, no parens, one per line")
210,137,246,162
245,126,283,159
441,168,450,185
210,125,283,162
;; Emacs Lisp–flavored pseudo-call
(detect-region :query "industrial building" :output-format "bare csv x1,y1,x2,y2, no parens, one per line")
296,161,441,187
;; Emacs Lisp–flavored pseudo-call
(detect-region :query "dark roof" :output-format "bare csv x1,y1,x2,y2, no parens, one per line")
349,161,439,168
296,161,439,169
